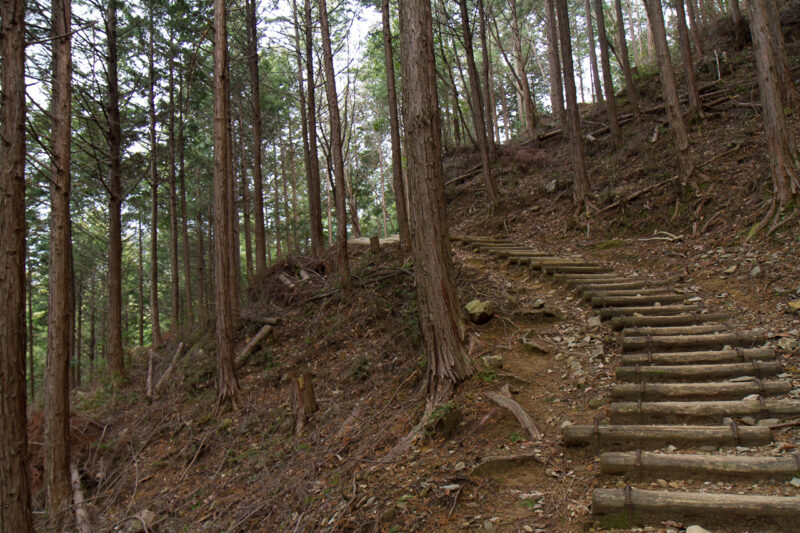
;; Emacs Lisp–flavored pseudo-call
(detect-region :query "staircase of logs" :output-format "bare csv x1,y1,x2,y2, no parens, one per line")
453,235,800,531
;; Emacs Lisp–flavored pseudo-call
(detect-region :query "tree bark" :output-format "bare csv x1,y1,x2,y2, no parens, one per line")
304,0,325,258
137,217,144,346
105,0,125,382
148,3,162,347
238,119,253,277
476,0,497,158
46,0,74,523
0,0,35,527
458,0,499,205
398,0,472,400
381,0,410,247
247,0,268,273
319,0,351,289
556,0,591,205
544,0,566,132
168,55,181,330
675,0,701,116
28,274,35,402
585,0,605,104
292,0,313,252
643,0,694,179
615,0,641,121
212,0,240,406
178,67,193,326
685,0,705,57
595,0,621,143
510,0,537,136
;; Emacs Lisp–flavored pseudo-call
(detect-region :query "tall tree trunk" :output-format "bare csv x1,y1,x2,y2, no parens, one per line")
556,0,591,205
45,0,73,523
0,0,35,527
89,283,96,382
585,0,605,104
545,0,566,132
289,132,299,252
148,3,162,348
595,0,621,143
178,67,193,326
476,0,497,158
458,0,500,205
675,0,701,116
685,0,705,57
510,0,537,135
105,0,125,382
168,56,181,330
281,144,292,254
378,142,389,237
247,0,268,274
273,153,283,262
137,218,144,346
748,0,799,210
238,119,253,277
615,0,641,121
326,167,333,247
381,0,410,247
304,0,325,258
318,0,351,289
212,0,240,405
75,289,82,387
487,56,500,144
398,0,472,402
196,212,208,325
644,0,694,179
28,274,35,403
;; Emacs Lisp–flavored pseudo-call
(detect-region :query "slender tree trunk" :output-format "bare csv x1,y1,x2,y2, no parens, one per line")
556,0,591,205
105,0,125,382
239,120,253,277
178,67,193,326
137,218,144,346
458,0,499,205
273,155,283,262
304,0,325,258
0,0,35,527
292,0,314,250
75,290,82,388
247,0,268,274
168,57,181,330
500,80,511,140
45,0,73,522
644,0,694,178
595,0,620,143
89,284,96,382
226,93,240,311
476,0,497,158
585,0,605,104
196,212,208,325
545,0,566,132
319,0,351,289
28,274,35,403
615,0,641,121
281,145,292,254
289,133,299,252
748,0,799,208
378,142,388,237
381,0,410,247
326,167,333,247
148,3,162,348
685,0,706,57
212,0,240,405
510,0,537,135
487,56,500,144
675,0,701,115
398,0,471,401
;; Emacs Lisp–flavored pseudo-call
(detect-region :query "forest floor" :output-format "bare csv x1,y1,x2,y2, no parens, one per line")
30,18,800,533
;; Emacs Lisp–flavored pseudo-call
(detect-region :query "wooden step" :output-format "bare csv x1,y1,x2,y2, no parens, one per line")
583,288,679,301
612,380,791,401
621,333,765,353
610,312,731,330
621,348,775,366
591,294,687,307
544,265,613,274
593,488,800,525
508,255,568,264
565,276,632,288
562,424,772,449
621,324,730,336
575,280,672,293
616,361,781,382
600,451,800,479
609,399,800,424
599,305,702,319
532,260,601,269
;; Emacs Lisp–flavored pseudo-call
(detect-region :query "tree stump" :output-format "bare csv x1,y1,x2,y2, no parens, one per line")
369,235,381,255
289,372,318,435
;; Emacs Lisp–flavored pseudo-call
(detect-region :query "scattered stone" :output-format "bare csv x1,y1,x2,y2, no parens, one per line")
483,520,496,533
560,420,573,429
589,346,604,359
758,418,780,427
656,478,668,487
523,527,534,533
454,461,466,471
518,491,543,502
521,335,553,355
125,510,156,533
789,477,800,488
698,445,718,452
778,337,798,351
723,265,737,274
750,265,761,277
686,526,711,533
481,355,503,370
665,445,677,453
466,300,495,324
587,316,602,328
441,484,461,491
545,179,557,193
588,395,604,409
531,298,545,309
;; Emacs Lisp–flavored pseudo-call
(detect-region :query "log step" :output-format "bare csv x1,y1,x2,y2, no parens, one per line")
621,348,776,366
616,361,781,382
583,288,679,301
593,488,800,523
544,265,613,274
621,333,765,353
609,399,800,423
565,276,633,288
598,304,701,319
532,260,601,269
591,294,687,307
508,255,571,263
600,451,800,479
610,312,731,330
562,424,772,449
612,380,791,401
575,280,672,293
621,324,730,336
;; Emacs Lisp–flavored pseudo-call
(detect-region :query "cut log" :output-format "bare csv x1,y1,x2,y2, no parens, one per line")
621,324,730,336
598,305,701,319
71,462,92,533
471,453,545,476
562,424,772,449
484,390,541,441
593,488,800,520
575,280,672,293
235,323,274,369
616,360,781,382
369,235,381,254
591,294,687,307
495,250,555,257
610,399,800,423
154,342,186,395
621,347,775,366
600,451,800,479
508,255,570,264
544,265,613,274
289,371,318,435
564,276,633,288
583,288,678,301
612,380,791,401
459,236,512,244
621,332,765,352
533,260,601,270
610,312,730,330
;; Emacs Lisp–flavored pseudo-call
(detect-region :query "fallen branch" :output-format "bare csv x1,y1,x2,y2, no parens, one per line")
697,141,743,169
153,342,185,395
235,324,274,369
483,385,541,441
597,176,680,214
71,462,92,533
445,164,482,187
